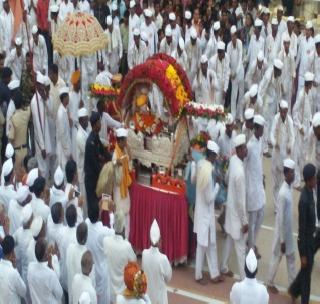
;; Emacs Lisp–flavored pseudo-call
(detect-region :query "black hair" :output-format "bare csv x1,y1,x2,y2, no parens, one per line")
23,154,32,172
51,202,63,224
49,63,59,74
303,163,316,182
1,235,15,255
12,89,24,109
66,204,77,227
65,159,77,183
35,238,47,262
60,92,68,103
244,263,257,278
206,149,217,159
123,9,129,18
4,169,14,183
33,176,46,197
88,205,99,223
1,67,12,80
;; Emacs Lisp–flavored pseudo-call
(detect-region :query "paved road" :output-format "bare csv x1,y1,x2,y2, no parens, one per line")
165,157,320,304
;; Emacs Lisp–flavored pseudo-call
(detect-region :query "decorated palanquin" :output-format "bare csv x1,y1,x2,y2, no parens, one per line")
117,54,192,171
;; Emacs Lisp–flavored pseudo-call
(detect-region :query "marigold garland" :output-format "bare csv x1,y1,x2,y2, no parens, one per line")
90,83,120,99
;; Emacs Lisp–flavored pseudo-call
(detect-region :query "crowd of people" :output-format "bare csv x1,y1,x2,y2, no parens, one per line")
0,0,320,303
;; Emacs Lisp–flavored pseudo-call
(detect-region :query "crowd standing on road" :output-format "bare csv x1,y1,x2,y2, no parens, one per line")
0,0,320,303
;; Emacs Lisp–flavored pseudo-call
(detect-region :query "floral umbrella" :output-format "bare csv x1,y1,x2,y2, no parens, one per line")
52,12,107,57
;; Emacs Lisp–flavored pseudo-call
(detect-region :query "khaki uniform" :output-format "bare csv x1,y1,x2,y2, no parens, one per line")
8,107,31,168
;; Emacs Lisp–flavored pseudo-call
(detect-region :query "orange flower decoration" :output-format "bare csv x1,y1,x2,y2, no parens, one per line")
124,262,140,292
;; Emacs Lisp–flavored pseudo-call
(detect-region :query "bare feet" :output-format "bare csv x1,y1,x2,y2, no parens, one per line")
211,275,225,284
221,270,234,278
267,285,279,294
195,278,208,285
254,246,262,259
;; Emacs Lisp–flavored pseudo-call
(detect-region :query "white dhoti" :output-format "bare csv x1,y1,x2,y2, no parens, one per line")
231,70,244,120
248,207,264,250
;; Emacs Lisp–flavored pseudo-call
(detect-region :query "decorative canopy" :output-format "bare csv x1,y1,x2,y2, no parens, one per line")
52,12,107,57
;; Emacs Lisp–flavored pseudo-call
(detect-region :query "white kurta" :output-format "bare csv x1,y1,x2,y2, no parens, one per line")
142,246,172,304
218,130,236,159
230,278,269,304
85,219,114,304
76,124,88,199
185,39,201,84
0,184,16,212
209,54,231,105
59,1,74,22
0,10,14,55
127,41,148,70
72,273,97,304
240,92,263,122
4,48,26,80
104,26,123,74
265,33,281,67
68,90,81,159
53,52,73,86
56,103,72,170
311,51,320,113
192,69,218,105
8,199,23,235
281,31,298,58
31,196,50,222
140,21,157,55
159,37,177,56
30,35,48,74
116,294,151,304
128,13,140,47
103,234,136,302
245,60,267,90
30,92,52,179
28,261,63,304
246,34,265,64
227,39,244,118
0,259,26,304
99,112,121,145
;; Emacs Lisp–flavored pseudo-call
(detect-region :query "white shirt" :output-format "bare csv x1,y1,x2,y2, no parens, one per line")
297,36,314,76
265,33,281,66
31,196,50,222
128,13,140,47
140,21,158,55
127,40,148,70
76,124,88,181
72,273,97,304
159,37,177,56
218,130,236,159
8,199,23,235
4,48,26,80
192,69,218,105
99,112,121,145
0,259,26,304
209,53,231,93
59,1,74,22
103,234,136,301
227,39,243,77
281,31,298,58
28,261,63,304
245,134,265,211
245,60,267,89
142,246,172,304
30,35,48,74
0,184,16,212
0,10,14,54
246,34,265,64
230,277,269,304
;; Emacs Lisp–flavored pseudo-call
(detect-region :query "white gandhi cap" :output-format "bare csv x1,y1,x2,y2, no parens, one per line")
15,37,22,46
78,107,88,118
169,12,176,21
32,25,38,34
2,158,13,177
184,10,191,20
50,4,59,13
26,168,39,187
144,8,152,17
200,54,208,64
190,27,197,39
287,16,295,22
129,0,135,8
305,71,314,82
253,114,265,126
15,186,30,204
165,26,172,37
5,142,14,158
283,158,295,169
106,15,113,26
271,18,278,25
116,128,128,138
254,18,263,27
30,216,43,237
217,41,225,51
150,219,160,244
8,79,20,90
246,248,257,273
249,84,258,97
312,112,320,127
213,21,220,31
257,50,264,61
244,108,254,120
22,204,33,224
306,21,313,29
274,58,283,70
54,166,64,186
230,25,237,35
279,99,288,109
225,113,234,125
133,28,140,36
234,134,246,147
207,140,220,154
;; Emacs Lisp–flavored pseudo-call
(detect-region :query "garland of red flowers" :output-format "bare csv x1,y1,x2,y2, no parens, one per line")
118,58,190,117
180,102,226,121
149,53,192,100
90,83,120,99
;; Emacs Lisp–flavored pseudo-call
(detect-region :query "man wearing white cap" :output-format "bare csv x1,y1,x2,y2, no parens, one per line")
296,21,315,91
281,16,297,58
230,249,269,303
159,27,177,56
306,112,320,170
292,72,314,187
8,185,31,234
104,16,123,74
0,158,16,212
13,203,33,286
242,108,254,141
153,2,162,31
227,25,244,119
184,10,192,43
221,134,248,279
128,0,140,47
218,113,237,159
241,84,263,122
31,176,50,222
211,21,221,55
246,18,265,66
141,219,172,302
56,87,72,170
0,0,14,56
140,8,157,56
171,37,187,71
276,5,287,36
4,37,26,81
259,58,283,154
267,158,296,293
49,166,68,208
30,25,48,75
192,54,218,105
245,115,265,257
27,215,46,263
278,33,296,111
31,72,54,179
209,41,230,106
113,128,131,238
166,12,181,44
310,35,320,113
104,211,136,302
191,140,224,285
127,28,148,70
245,50,266,91
270,100,294,208
200,25,214,59
265,18,281,67
260,8,271,40
185,27,201,83
77,108,89,210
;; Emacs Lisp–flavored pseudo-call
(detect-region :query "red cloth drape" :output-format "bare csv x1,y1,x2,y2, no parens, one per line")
129,183,189,263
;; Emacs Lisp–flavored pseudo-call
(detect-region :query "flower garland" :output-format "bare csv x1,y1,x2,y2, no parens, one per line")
132,112,163,135
190,131,210,149
180,102,226,121
90,83,120,100
118,58,190,117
